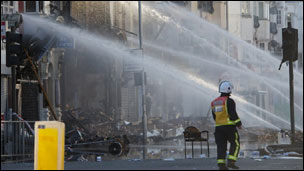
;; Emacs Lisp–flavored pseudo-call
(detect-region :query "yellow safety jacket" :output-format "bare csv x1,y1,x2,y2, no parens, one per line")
211,96,240,127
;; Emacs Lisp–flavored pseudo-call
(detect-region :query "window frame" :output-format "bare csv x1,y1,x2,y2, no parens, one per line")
1,1,15,15
260,42,265,50
258,2,264,19
24,1,43,14
241,1,251,16
277,10,281,24
253,1,257,16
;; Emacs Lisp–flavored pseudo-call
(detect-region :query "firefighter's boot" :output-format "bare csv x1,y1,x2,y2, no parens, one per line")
227,160,239,169
218,163,229,170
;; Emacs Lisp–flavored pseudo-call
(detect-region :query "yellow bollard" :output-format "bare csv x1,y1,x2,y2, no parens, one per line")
34,121,65,170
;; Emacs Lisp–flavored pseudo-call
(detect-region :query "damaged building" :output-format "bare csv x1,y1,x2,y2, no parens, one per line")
58,1,214,142
65,1,126,130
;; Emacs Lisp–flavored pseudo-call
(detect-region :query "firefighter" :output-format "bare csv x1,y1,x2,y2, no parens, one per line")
211,81,242,170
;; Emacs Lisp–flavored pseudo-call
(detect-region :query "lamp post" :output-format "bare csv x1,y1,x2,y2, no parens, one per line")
138,1,147,159
280,21,298,144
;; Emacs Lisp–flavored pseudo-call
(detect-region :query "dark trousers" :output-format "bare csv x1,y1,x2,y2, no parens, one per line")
214,125,240,164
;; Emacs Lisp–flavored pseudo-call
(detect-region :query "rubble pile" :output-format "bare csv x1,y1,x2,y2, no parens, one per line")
62,107,303,148
62,107,216,145
244,127,279,143
61,108,130,159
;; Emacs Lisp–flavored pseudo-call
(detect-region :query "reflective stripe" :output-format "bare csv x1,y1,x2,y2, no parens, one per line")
234,119,241,124
228,120,235,124
217,159,226,164
216,119,240,126
228,155,237,161
215,122,235,127
234,132,240,158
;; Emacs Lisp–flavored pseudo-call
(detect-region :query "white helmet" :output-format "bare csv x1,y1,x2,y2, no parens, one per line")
219,81,234,93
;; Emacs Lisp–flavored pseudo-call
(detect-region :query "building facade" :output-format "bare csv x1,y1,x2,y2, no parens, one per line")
1,1,66,121
1,1,19,119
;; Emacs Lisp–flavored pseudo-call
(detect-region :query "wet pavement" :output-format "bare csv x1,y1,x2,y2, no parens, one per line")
2,143,303,170
1,157,303,170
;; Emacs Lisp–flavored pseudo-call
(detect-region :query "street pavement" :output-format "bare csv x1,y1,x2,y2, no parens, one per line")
1,157,303,170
